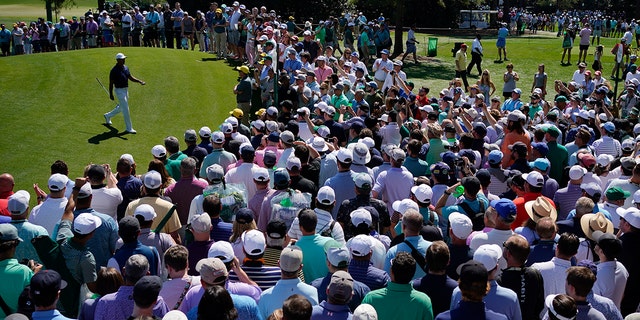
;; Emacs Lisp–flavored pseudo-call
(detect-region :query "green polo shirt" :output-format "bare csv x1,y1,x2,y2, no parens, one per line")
362,281,434,320
166,151,187,180
546,140,568,182
0,259,33,318
295,233,333,283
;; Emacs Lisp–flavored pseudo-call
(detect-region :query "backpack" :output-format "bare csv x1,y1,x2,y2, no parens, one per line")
319,220,336,237
457,201,486,231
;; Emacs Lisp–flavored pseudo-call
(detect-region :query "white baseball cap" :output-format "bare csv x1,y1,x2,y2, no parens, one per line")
120,153,135,164
134,204,157,221
596,154,614,166
286,156,302,170
336,148,353,163
8,190,30,215
569,165,587,180
220,122,233,134
633,189,640,204
191,213,212,233
77,183,92,199
143,170,163,189
252,167,270,182
350,208,372,227
151,145,167,158
392,199,419,214
316,186,336,205
473,244,502,272
225,116,239,127
73,213,103,234
411,185,433,203
212,131,225,144
208,241,235,262
316,125,330,138
349,234,373,256
449,212,473,239
242,230,266,256
199,126,212,138
617,207,640,229
522,171,544,187
48,173,68,192
115,52,126,60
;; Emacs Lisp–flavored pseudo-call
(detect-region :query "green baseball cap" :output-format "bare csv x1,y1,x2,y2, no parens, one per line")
543,125,561,138
606,186,631,201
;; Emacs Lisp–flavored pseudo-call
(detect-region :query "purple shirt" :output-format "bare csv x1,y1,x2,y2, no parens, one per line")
553,183,583,220
93,286,169,320
249,188,274,222
86,21,98,34
186,240,214,276
165,176,208,224
179,282,263,313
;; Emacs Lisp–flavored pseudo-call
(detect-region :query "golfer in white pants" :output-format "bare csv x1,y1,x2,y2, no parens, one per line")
105,52,145,134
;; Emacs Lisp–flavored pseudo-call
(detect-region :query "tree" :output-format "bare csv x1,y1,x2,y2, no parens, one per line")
44,0,78,22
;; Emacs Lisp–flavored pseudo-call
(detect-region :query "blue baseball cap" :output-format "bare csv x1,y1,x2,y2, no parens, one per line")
529,158,550,171
273,168,290,188
488,150,503,165
531,142,549,156
490,199,517,223
440,151,459,167
601,122,616,133
430,162,450,176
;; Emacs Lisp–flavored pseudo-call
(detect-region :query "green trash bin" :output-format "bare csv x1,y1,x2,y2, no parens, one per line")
428,37,438,57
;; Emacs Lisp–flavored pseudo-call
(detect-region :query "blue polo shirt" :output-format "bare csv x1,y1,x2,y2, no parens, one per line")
450,280,522,320
437,301,507,320
384,235,431,280
312,272,370,312
112,240,160,276
348,259,390,291
211,217,233,242
501,98,523,112
312,301,353,320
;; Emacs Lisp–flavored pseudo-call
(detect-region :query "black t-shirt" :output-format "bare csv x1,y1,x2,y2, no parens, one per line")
413,273,458,317
497,266,545,320
446,244,473,280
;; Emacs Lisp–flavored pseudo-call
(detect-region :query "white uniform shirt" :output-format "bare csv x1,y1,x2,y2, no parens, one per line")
91,187,123,220
28,197,68,235
372,58,393,82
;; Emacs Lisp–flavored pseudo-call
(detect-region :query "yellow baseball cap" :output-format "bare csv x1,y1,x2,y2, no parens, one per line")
235,65,250,74
229,108,244,118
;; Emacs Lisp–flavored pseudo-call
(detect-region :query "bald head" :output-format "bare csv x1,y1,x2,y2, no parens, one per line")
0,173,15,197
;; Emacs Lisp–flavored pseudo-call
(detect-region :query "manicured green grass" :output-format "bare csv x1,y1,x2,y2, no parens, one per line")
0,0,96,25
0,47,236,196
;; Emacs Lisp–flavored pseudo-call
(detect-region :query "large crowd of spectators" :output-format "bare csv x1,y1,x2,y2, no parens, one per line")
3,2,640,320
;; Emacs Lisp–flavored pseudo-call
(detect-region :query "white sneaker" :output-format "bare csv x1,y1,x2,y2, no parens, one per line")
126,129,137,134
104,114,112,125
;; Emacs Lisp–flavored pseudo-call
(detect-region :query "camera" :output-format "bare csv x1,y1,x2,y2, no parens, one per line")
454,158,465,167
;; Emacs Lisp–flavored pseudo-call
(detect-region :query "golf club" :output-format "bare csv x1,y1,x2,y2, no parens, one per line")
96,77,110,96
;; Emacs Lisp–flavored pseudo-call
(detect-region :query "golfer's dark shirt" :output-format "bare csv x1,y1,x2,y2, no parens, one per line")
110,64,130,88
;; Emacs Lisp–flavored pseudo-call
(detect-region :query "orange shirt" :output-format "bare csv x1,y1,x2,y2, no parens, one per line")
501,131,532,168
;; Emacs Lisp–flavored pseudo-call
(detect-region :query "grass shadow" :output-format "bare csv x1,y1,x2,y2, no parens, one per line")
403,58,456,81
87,124,130,144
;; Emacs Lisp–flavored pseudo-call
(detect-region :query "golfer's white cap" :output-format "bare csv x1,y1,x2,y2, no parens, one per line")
115,53,127,60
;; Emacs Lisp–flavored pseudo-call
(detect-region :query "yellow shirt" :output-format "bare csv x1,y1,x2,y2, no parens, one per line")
126,196,182,234
455,50,467,71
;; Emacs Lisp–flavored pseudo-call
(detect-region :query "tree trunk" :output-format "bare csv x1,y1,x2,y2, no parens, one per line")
46,0,53,22
391,3,405,58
